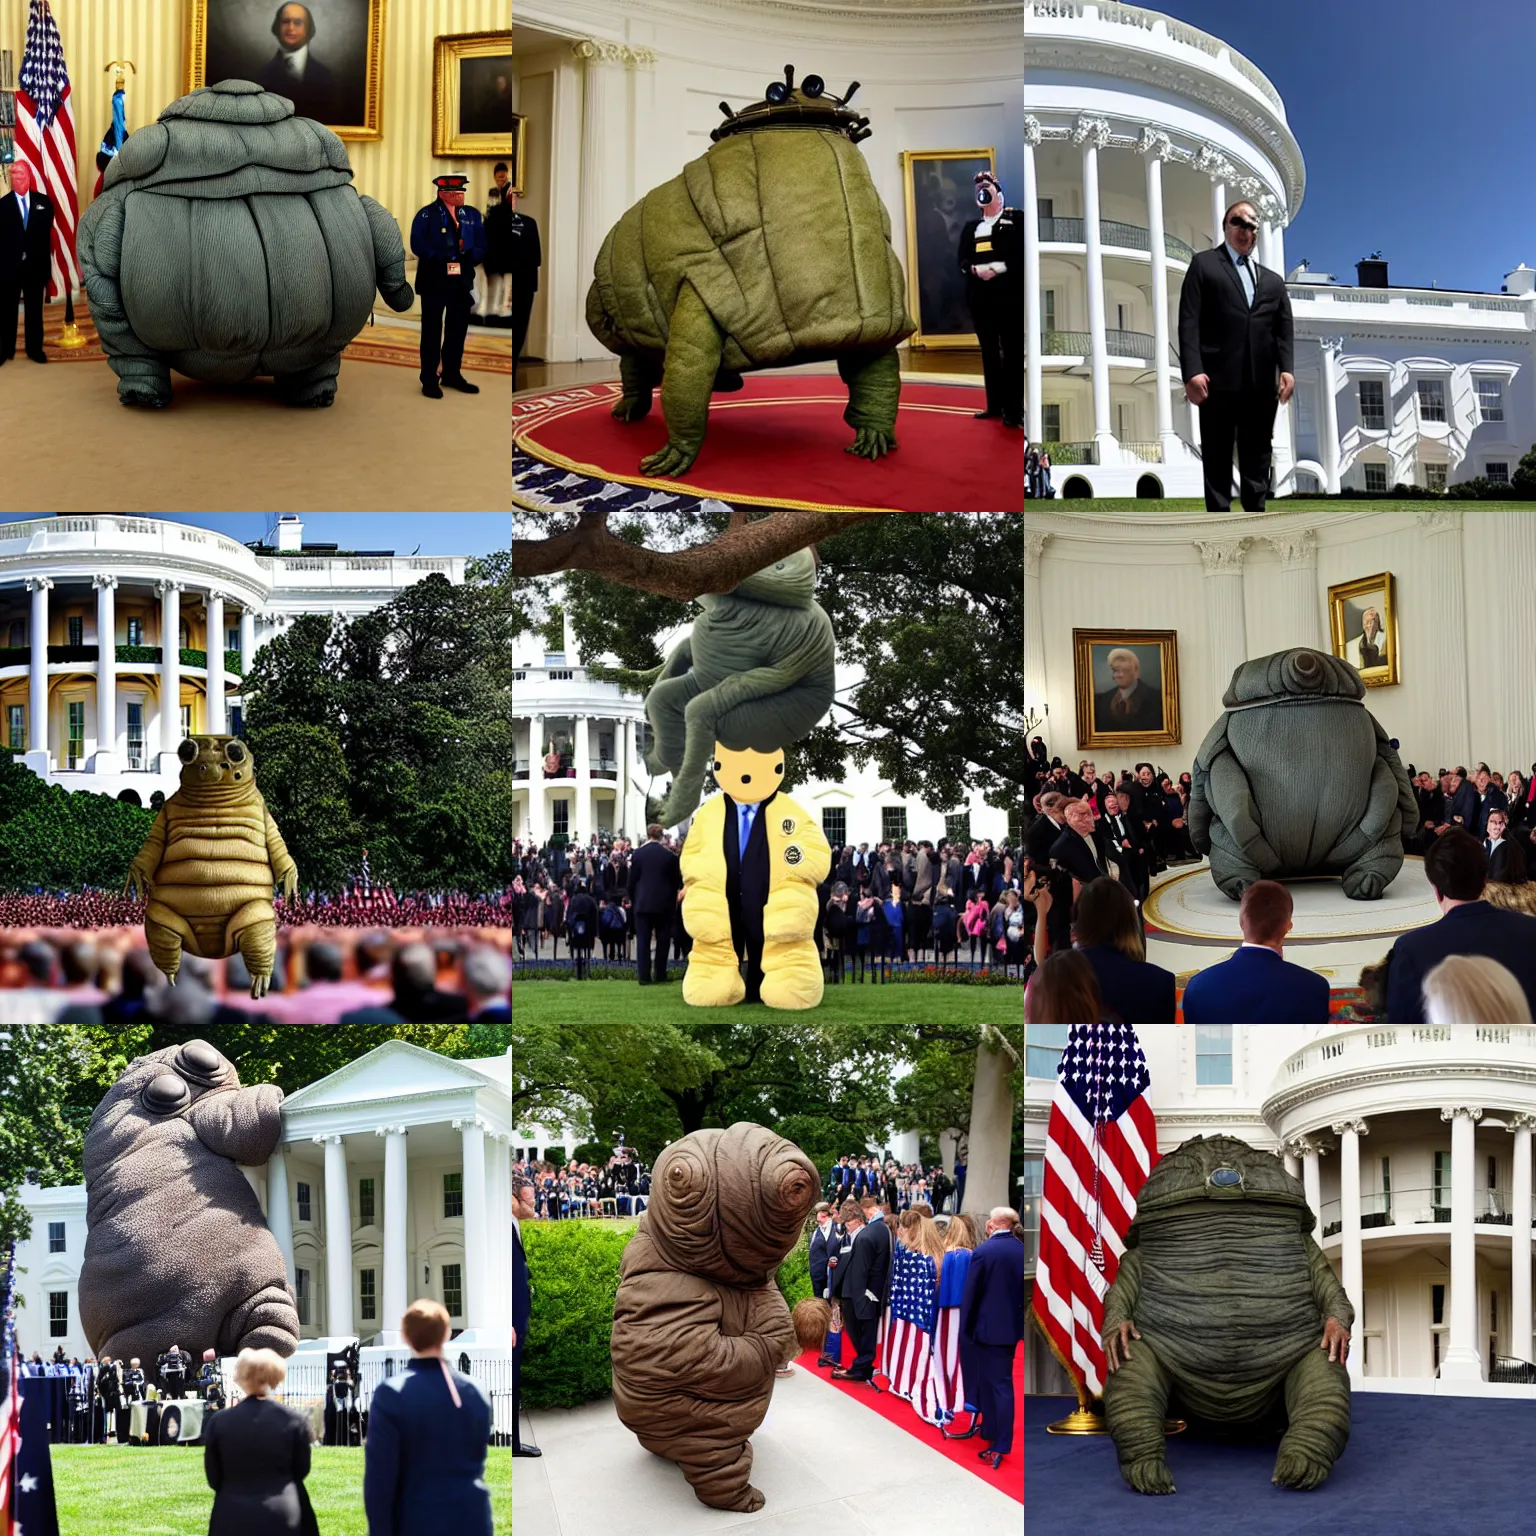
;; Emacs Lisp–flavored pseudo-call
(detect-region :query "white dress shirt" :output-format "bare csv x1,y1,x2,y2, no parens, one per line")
1223,239,1256,307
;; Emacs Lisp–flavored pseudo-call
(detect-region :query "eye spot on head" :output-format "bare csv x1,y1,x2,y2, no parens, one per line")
775,763,784,774
713,760,721,771
740,773,751,784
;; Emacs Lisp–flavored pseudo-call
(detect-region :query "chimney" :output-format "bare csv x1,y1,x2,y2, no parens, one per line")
277,515,304,552
1504,263,1536,296
1356,255,1389,288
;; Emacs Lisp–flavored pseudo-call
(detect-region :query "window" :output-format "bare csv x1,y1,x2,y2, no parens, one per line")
821,806,847,846
548,669,573,680
1416,379,1446,422
67,701,84,770
296,1181,311,1222
67,615,83,646
227,627,239,652
1426,462,1447,491
552,799,569,837
126,617,143,646
444,1171,464,1219
1116,402,1132,439
1380,1156,1392,1224
7,620,22,647
1490,1155,1498,1190
442,1263,463,1318
1364,464,1388,493
1487,462,1510,485
1434,1151,1452,1217
126,702,144,769
1043,403,1062,440
8,704,23,751
881,806,908,843
1195,1024,1233,1085
1022,1155,1044,1270
1358,379,1386,430
48,1221,65,1253
181,704,192,739
230,706,243,739
358,1177,375,1227
945,812,971,844
1476,378,1505,422
1116,302,1129,331
1026,1024,1069,1080
49,1291,68,1338
178,621,189,649
360,1268,376,1322
295,1268,311,1326
1043,290,1057,332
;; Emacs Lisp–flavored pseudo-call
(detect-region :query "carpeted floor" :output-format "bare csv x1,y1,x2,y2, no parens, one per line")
1026,1389,1535,1534
514,375,1023,512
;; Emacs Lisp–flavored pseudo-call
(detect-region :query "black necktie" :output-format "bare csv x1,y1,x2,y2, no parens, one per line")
1236,253,1248,267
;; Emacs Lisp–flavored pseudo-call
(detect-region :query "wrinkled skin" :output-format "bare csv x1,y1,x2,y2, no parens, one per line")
80,1041,300,1367
1102,1134,1353,1495
610,1124,819,1511
1189,648,1417,900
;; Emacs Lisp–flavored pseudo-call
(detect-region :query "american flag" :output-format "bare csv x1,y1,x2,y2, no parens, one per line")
1,1241,59,1536
15,0,81,300
1029,1023,1157,1400
0,1245,16,1535
930,1245,973,1423
877,1242,943,1423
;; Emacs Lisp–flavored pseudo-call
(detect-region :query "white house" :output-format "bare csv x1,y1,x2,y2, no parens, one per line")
13,1041,513,1364
1025,1,1536,498
1026,1024,1536,1397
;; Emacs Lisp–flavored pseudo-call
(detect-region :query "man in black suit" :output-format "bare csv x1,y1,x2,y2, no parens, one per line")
627,822,683,984
1485,810,1522,884
1414,771,1446,852
0,163,54,365
1102,790,1150,901
1441,769,1479,838
1092,648,1163,734
258,3,343,123
510,187,541,381
512,1176,540,1456
1472,767,1509,838
1177,198,1295,512
808,1204,835,1299
1027,792,1073,954
957,170,1023,426
831,1200,891,1382
1049,800,1121,895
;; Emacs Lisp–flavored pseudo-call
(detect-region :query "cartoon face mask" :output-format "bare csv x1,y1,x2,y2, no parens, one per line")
711,742,786,805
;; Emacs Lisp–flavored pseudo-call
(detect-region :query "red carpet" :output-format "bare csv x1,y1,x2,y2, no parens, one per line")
793,1334,1023,1503
514,375,1023,512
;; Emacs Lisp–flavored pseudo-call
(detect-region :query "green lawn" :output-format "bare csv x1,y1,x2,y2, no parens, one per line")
51,1444,511,1536
1039,498,1536,513
511,977,1022,1024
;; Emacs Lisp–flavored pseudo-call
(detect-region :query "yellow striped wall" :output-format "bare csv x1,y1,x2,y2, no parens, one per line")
0,0,509,245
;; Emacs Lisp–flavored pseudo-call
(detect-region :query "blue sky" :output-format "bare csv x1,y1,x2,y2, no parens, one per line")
0,513,510,557
1149,1,1536,292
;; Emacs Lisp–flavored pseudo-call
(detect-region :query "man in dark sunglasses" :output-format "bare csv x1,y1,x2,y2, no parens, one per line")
1176,198,1295,512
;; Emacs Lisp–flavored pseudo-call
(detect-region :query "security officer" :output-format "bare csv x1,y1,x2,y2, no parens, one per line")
509,186,541,387
411,173,488,400
957,169,1023,427
198,1350,226,1411
123,1357,147,1402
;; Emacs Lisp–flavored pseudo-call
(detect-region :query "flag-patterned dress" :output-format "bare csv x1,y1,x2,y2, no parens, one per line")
877,1243,942,1423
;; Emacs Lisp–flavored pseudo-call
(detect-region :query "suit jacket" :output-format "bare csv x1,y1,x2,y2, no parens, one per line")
1102,811,1147,867
960,1232,1026,1349
364,1359,493,1536
1049,824,1118,887
1386,901,1536,1023
0,190,54,288
513,1219,531,1339
1177,243,1294,395
808,1224,832,1296
204,1394,319,1536
1476,786,1510,838
841,1219,892,1320
1181,944,1331,1024
258,52,342,122
1445,781,1480,833
721,789,778,952
1093,679,1163,734
1079,944,1177,1025
958,209,1024,302
1487,840,1523,885
508,211,541,287
627,840,682,915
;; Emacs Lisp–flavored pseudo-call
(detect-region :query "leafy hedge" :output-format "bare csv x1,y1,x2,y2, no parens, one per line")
115,645,161,664
0,750,155,890
515,963,1020,986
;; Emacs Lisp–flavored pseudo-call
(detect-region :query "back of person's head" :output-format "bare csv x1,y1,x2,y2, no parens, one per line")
838,1199,862,1224
944,1213,978,1250
1423,954,1533,1024
150,980,216,1026
1027,949,1105,1024
19,940,55,985
1072,878,1144,961
1424,829,1488,903
119,948,159,998
647,822,663,840
357,931,394,971
401,1298,451,1354
392,943,438,995
61,940,98,985
306,942,344,983
233,1348,285,1397
1039,791,1064,815
1238,880,1293,945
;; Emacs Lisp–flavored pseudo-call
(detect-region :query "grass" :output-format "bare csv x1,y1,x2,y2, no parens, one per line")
1037,498,1536,513
510,977,1022,1024
50,1444,511,1536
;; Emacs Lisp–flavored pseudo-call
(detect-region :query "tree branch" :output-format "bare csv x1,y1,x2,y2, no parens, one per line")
512,512,895,598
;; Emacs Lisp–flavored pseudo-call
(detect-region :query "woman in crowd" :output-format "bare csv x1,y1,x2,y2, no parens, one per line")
1026,948,1107,1025
1072,876,1176,1025
883,884,907,963
1422,954,1533,1026
934,1213,978,1428
931,883,959,965
962,889,992,967
1156,775,1198,862
1507,770,1528,829
203,1348,318,1536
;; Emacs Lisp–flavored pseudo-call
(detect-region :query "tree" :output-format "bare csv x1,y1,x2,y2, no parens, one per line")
0,752,155,892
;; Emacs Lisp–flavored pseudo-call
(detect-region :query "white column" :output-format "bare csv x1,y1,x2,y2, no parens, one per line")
267,1147,295,1287
1140,132,1175,454
1333,1118,1369,1381
1283,1150,1300,1179
529,714,546,842
1074,116,1113,455
623,716,638,836
1511,1116,1534,1366
157,579,184,759
205,592,226,734
25,576,52,774
1272,219,1288,281
1024,116,1043,442
1440,1105,1485,1380
379,1126,409,1343
1416,513,1472,771
458,1117,489,1331
1320,338,1343,495
1267,530,1323,650
1211,178,1226,248
574,713,592,841
240,609,256,676
317,1134,355,1339
1024,531,1050,720
1302,1141,1322,1229
92,575,118,772
1258,219,1275,273
1195,539,1250,698
1266,215,1297,497
574,40,633,354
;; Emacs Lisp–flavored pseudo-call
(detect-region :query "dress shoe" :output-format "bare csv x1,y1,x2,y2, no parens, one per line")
422,379,444,399
443,375,480,394
815,1354,838,1369
973,409,1002,420
27,351,47,364
830,1368,871,1381
512,1443,542,1457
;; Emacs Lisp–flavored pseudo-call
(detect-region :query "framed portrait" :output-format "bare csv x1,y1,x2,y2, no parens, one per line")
1328,572,1399,687
900,148,995,348
1073,629,1182,750
188,0,386,141
434,32,514,158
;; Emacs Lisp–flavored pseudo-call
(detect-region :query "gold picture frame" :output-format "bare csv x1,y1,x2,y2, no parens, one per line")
434,31,514,158
510,114,526,195
1073,628,1182,750
900,147,995,349
187,0,387,142
1328,571,1399,687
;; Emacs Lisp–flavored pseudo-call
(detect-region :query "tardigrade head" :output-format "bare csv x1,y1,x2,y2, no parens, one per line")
645,1122,819,1284
1127,1134,1311,1245
1222,647,1365,710
710,66,871,145
726,547,818,609
177,735,255,791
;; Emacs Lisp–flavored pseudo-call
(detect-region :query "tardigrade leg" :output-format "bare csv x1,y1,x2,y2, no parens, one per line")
1202,750,1282,900
274,354,341,408
642,280,723,479
218,1281,301,1357
646,668,702,781
613,352,662,423
682,935,746,1008
758,938,823,1011
1334,755,1413,899
837,349,902,460
1273,1343,1351,1489
1103,1336,1178,1495
145,899,195,986
234,916,279,1001
666,1434,762,1513
111,355,175,409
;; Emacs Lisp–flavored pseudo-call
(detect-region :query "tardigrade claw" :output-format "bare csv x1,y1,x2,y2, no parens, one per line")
1124,1456,1176,1495
166,972,177,988
845,427,896,460
640,443,699,479
1273,1449,1332,1490
612,394,653,423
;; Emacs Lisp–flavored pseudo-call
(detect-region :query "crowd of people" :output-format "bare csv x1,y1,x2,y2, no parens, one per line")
824,1154,963,1214
1024,436,1055,499
1025,737,1536,1024
512,1151,651,1219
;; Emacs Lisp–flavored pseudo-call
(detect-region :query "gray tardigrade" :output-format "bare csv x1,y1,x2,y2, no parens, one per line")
1189,647,1417,900
80,1041,299,1367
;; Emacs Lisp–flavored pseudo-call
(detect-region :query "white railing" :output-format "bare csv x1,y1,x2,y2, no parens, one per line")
1278,1023,1536,1086
0,516,256,565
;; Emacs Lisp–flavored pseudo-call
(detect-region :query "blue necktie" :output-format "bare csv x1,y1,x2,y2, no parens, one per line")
19,197,27,230
738,804,755,859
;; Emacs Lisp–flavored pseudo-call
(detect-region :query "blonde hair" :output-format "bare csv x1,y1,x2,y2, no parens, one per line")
401,1297,451,1353
233,1348,286,1396
912,1213,947,1277
1105,647,1140,674
944,1213,978,1250
1422,954,1533,1024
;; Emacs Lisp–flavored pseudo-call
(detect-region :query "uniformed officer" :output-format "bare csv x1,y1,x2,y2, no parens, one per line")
957,170,1023,427
410,173,488,399
508,184,541,388
123,1357,147,1401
